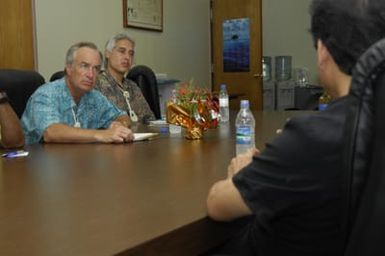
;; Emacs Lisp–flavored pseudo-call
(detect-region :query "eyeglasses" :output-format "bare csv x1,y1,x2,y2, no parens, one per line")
76,62,101,73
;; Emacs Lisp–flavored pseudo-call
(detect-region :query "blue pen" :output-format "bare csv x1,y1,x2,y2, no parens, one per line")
1,150,29,158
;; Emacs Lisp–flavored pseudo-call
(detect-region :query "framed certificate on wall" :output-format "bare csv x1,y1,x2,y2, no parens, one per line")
123,0,163,32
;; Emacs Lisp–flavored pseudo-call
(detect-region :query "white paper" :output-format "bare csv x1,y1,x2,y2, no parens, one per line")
133,133,158,141
148,120,168,126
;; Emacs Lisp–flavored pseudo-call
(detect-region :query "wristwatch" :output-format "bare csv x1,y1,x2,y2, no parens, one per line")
0,91,9,104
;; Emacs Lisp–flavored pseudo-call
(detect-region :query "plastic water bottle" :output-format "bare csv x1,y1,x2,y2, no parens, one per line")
169,89,182,134
235,100,255,155
318,91,331,111
219,84,229,123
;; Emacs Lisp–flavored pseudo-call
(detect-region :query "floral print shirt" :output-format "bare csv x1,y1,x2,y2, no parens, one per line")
21,78,126,145
95,71,155,123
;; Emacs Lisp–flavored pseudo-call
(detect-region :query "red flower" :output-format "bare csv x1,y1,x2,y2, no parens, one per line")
172,82,220,129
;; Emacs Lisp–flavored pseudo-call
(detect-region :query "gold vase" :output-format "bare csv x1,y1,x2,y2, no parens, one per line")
185,124,203,140
166,102,212,140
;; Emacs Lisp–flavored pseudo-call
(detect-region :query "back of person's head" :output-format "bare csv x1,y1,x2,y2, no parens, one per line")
310,0,385,75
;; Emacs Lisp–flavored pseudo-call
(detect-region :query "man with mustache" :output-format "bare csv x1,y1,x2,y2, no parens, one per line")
22,41,133,145
95,34,155,123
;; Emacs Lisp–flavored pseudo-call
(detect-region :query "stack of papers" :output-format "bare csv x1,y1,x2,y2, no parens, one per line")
148,120,168,126
133,133,159,142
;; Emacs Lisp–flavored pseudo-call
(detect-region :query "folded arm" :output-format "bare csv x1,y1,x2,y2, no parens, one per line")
207,148,258,221
43,119,133,144
0,102,24,148
207,179,252,221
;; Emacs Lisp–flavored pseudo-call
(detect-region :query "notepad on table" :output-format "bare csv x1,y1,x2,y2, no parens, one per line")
133,133,159,141
148,120,168,126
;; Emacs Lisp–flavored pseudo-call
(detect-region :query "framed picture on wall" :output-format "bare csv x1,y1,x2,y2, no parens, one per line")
123,0,163,32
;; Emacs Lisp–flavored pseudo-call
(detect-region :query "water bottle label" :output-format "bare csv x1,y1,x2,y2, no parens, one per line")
236,126,252,145
319,103,328,111
219,98,229,107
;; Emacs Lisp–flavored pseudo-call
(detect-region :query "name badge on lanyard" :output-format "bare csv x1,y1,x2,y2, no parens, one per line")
123,90,138,122
72,107,81,128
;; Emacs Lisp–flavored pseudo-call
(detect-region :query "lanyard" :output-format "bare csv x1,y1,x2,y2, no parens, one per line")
71,107,81,128
121,89,138,122
104,71,138,122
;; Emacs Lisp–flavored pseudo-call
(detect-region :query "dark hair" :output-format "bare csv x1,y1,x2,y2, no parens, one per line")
310,0,385,75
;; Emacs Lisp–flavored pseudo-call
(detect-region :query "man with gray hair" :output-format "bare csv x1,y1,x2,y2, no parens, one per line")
22,41,133,144
95,33,155,123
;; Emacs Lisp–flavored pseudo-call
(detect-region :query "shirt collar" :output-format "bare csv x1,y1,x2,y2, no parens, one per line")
60,78,90,109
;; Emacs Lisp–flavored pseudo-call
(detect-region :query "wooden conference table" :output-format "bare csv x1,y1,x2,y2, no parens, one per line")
0,111,307,256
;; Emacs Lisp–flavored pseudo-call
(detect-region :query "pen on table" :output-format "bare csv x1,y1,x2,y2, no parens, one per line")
1,150,29,158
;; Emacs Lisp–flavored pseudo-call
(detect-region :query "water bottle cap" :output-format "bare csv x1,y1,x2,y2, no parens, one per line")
220,84,226,90
240,100,249,108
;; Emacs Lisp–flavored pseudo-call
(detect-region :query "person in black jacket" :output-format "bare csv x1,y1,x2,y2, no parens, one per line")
206,0,385,255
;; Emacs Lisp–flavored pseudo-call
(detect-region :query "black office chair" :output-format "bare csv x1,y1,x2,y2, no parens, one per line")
0,69,45,117
340,38,385,255
127,65,161,119
49,70,65,82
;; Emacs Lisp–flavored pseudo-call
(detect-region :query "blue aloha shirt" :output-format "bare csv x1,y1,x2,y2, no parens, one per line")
21,78,126,145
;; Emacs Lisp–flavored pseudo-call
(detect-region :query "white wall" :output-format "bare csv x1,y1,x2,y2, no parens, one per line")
263,0,318,84
35,0,317,87
35,0,211,87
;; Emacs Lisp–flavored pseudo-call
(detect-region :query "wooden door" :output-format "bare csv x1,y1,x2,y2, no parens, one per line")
211,0,262,110
0,0,35,70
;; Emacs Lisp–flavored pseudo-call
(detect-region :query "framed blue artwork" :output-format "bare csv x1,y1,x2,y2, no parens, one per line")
223,18,250,72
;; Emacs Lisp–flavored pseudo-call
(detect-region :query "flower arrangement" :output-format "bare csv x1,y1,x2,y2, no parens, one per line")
166,81,220,139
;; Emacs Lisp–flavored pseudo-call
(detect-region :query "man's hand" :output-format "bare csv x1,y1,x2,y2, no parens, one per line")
227,148,259,178
98,125,133,143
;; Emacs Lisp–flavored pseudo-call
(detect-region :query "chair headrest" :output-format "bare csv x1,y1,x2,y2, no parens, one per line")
0,69,45,117
49,71,65,82
342,37,385,242
346,37,385,179
127,65,156,82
